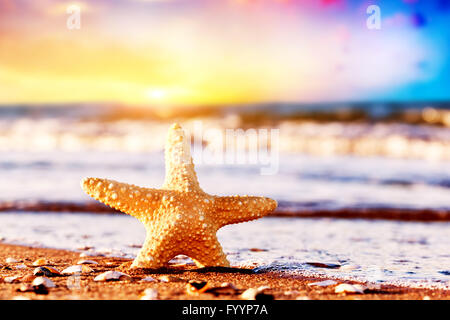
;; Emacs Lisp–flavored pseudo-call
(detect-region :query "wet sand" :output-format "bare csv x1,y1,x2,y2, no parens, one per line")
1,200,449,221
0,244,448,300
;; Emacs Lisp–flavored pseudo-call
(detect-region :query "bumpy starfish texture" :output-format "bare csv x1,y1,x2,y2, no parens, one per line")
81,123,277,269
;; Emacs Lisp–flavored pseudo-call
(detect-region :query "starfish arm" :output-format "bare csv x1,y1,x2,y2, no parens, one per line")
185,234,230,268
162,123,203,193
131,230,179,269
81,177,165,221
214,196,277,226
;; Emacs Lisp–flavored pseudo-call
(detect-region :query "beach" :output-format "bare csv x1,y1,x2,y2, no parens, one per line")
0,107,449,300
1,243,449,300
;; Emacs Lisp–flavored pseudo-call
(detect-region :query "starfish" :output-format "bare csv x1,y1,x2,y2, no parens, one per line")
81,123,277,269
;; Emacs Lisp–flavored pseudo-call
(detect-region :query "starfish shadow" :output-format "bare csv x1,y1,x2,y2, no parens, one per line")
118,261,256,275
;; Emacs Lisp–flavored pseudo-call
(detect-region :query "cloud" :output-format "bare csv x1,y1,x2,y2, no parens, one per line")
0,0,445,104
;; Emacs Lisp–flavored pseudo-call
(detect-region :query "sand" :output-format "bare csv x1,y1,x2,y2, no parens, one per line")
0,243,448,300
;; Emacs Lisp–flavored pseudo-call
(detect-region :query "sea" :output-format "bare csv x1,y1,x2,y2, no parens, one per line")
0,103,449,289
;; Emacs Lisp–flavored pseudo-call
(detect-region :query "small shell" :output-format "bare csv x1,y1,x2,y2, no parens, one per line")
284,290,300,296
6,257,20,264
33,266,61,277
20,283,52,294
140,288,158,300
159,275,184,283
76,260,99,265
12,296,31,300
204,282,239,296
256,285,270,292
335,283,367,294
18,284,35,292
221,282,238,290
32,276,56,288
4,276,21,283
366,283,382,291
32,258,47,266
20,274,36,283
141,276,157,282
308,280,337,287
61,265,93,275
94,271,131,282
240,288,274,301
79,252,90,258
240,288,258,300
186,280,210,295
15,264,27,270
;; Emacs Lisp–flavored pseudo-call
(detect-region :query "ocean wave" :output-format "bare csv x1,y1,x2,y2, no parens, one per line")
0,116,449,160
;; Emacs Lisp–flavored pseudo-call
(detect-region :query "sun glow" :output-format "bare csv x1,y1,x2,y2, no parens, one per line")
0,0,447,106
146,88,168,101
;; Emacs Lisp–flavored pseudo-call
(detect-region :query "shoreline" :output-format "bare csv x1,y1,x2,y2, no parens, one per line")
0,243,448,300
1,201,450,222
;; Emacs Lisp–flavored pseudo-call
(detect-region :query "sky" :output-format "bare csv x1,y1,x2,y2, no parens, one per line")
0,0,449,106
